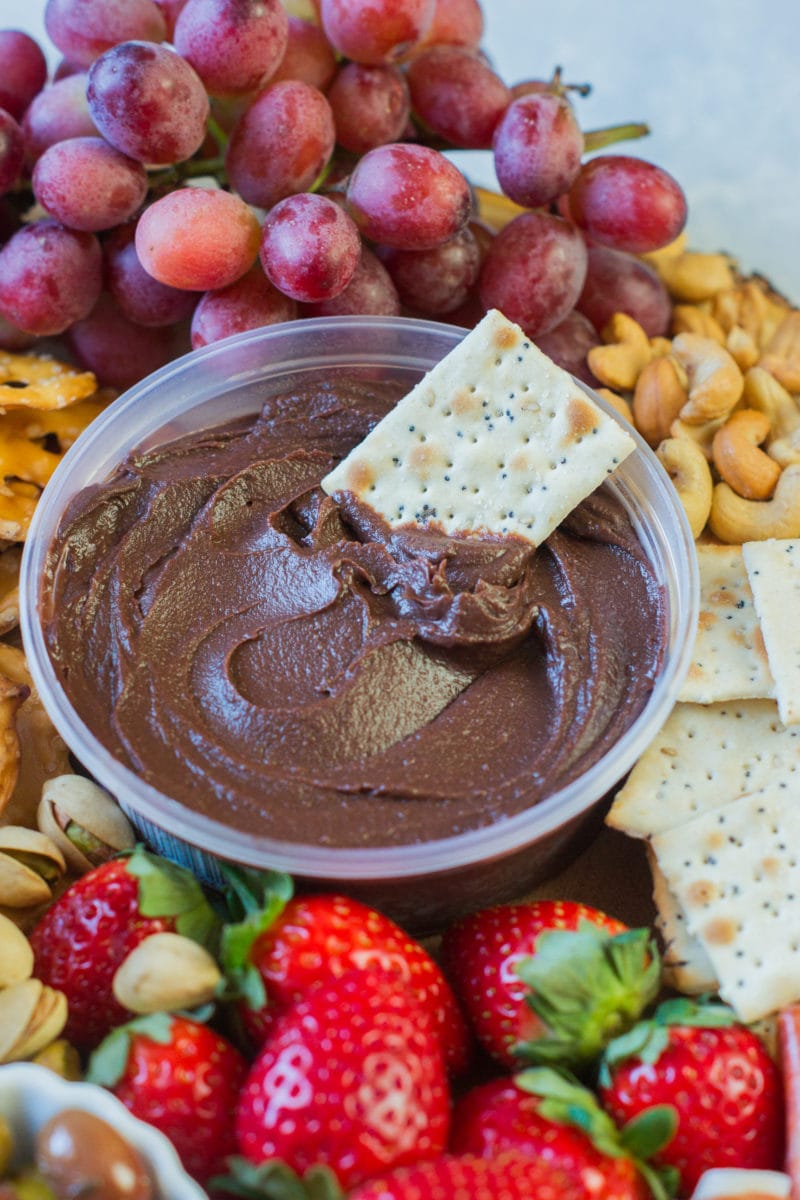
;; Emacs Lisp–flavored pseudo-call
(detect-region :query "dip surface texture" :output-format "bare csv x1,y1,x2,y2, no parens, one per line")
43,376,667,847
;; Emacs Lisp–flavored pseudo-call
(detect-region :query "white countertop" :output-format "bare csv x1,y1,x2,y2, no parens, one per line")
2,0,798,300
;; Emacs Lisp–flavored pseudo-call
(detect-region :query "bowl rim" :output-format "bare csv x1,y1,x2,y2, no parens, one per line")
20,314,699,881
0,1061,206,1198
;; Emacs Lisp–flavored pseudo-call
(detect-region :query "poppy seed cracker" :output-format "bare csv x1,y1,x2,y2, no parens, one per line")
321,309,636,545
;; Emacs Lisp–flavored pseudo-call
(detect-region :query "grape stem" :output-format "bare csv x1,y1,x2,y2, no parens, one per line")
547,65,592,98
206,115,230,155
583,122,650,152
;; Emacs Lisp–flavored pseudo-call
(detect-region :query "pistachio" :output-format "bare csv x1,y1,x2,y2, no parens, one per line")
37,775,136,875
0,828,66,908
0,979,68,1063
112,932,222,1015
0,912,34,988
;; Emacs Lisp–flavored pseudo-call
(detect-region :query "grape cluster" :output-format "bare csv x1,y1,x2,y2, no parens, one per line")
0,0,688,389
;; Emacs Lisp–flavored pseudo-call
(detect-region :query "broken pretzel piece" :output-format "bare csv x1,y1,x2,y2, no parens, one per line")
0,352,97,411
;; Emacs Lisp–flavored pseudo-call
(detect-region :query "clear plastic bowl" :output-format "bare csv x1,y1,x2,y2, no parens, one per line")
0,1063,206,1199
20,317,698,931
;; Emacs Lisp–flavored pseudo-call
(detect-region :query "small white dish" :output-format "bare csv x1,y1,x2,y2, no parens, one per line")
0,1062,207,1199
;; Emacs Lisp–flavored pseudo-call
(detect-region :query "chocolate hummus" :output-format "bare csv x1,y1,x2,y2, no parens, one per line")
43,376,666,847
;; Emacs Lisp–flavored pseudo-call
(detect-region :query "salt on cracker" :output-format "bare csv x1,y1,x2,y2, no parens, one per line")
678,544,774,704
649,853,718,994
652,780,800,1022
744,538,800,726
321,309,636,546
607,699,800,838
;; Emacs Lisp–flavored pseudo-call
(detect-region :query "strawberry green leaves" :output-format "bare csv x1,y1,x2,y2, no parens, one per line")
514,922,661,1068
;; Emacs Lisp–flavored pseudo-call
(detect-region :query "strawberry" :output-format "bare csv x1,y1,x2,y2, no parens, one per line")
346,1151,602,1200
439,899,659,1069
87,1012,248,1185
599,998,785,1196
234,968,450,1190
449,1070,675,1200
221,868,471,1075
29,845,221,1050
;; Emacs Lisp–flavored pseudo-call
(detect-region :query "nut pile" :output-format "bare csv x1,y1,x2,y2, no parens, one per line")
588,236,800,543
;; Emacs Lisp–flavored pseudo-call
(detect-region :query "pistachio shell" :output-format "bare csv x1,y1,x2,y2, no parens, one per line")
38,775,136,874
30,1038,82,1081
0,978,42,1061
112,932,222,1014
0,911,34,986
0,827,66,876
0,855,53,908
0,1114,12,1177
12,985,68,1060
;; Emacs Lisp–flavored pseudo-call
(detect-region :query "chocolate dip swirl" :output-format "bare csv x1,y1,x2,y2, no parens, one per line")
43,376,667,848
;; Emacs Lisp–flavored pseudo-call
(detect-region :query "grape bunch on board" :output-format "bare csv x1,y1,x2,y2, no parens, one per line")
0,0,687,390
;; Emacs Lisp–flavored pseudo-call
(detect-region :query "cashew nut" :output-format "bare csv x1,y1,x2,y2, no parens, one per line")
743,366,800,442
656,437,713,539
596,387,633,425
712,279,787,347
768,427,800,468
711,409,781,500
633,355,688,448
725,325,760,372
672,333,744,424
670,305,726,344
670,416,728,461
709,463,800,543
759,310,800,393
655,252,735,303
587,313,653,392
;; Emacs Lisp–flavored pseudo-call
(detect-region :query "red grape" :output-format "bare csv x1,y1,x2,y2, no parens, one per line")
44,0,167,69
87,41,210,166
33,137,148,232
419,0,483,50
0,110,24,196
190,264,297,347
68,292,177,389
0,219,102,336
105,226,197,327
406,45,510,149
319,0,434,65
303,246,400,317
345,142,471,250
22,74,97,163
225,80,335,209
493,92,583,207
270,17,337,90
576,243,672,337
327,63,410,155
0,31,48,121
136,186,262,290
479,210,588,337
259,191,360,302
569,154,688,253
533,309,601,386
380,225,480,314
173,0,289,97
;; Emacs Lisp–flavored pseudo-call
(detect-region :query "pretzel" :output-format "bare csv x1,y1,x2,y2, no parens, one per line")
0,352,97,411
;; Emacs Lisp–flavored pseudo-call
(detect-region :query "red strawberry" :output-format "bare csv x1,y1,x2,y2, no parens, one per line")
599,998,784,1195
347,1151,597,1200
29,845,220,1050
222,869,471,1075
450,1071,675,1200
87,1012,248,1184
234,968,450,1190
439,899,659,1069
